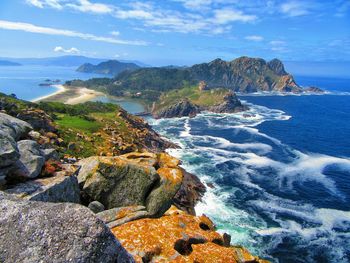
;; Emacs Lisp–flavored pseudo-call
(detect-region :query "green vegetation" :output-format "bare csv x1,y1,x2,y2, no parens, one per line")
55,115,102,133
154,85,229,111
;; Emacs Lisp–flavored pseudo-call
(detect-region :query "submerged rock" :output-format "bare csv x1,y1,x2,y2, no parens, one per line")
0,192,134,263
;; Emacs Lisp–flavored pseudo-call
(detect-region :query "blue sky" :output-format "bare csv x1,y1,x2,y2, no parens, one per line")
0,0,349,66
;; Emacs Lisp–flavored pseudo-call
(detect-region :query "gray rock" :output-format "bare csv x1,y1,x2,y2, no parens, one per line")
208,91,248,113
153,99,200,119
88,201,105,213
97,206,147,225
28,130,41,140
77,156,159,210
11,140,45,179
42,148,59,160
0,192,135,263
0,112,32,140
0,136,19,168
5,170,80,203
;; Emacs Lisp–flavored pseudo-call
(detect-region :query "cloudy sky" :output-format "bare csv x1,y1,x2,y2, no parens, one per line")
0,0,349,65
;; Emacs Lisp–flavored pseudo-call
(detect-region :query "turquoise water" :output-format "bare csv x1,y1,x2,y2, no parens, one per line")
91,95,145,114
0,65,104,101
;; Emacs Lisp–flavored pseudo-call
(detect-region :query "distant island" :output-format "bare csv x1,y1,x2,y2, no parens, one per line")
76,60,140,75
66,56,324,114
0,60,21,66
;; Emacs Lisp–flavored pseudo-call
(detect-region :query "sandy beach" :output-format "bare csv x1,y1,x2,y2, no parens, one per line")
33,85,104,105
31,85,67,102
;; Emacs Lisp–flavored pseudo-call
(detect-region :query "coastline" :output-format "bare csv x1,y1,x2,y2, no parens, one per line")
31,84,66,102
33,85,104,105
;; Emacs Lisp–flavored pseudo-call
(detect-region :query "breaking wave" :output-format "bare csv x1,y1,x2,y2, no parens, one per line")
149,101,350,263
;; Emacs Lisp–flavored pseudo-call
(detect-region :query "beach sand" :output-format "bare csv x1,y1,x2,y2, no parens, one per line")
31,85,67,102
33,85,104,105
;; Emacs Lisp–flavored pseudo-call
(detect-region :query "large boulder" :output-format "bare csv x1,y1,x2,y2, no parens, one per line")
10,140,45,179
77,152,184,217
77,156,159,210
16,108,57,133
0,112,32,140
5,164,80,203
0,192,134,263
0,136,19,168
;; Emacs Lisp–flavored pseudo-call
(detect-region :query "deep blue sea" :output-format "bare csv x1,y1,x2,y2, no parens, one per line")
149,76,350,263
1,66,350,263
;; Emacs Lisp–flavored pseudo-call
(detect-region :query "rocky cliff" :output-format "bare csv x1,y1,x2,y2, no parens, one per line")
0,93,268,262
152,87,248,119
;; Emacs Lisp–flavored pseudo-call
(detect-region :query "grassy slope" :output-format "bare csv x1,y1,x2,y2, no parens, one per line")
0,93,150,157
154,85,229,111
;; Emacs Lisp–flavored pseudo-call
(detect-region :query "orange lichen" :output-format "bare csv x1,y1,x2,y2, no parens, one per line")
157,167,183,185
157,153,181,168
112,206,267,263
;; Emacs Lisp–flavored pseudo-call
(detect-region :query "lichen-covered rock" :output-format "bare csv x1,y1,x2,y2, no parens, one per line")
10,140,45,179
0,112,32,140
97,205,149,228
77,152,185,217
0,192,134,263
112,206,267,263
16,108,56,133
5,164,80,203
77,156,159,209
146,166,183,216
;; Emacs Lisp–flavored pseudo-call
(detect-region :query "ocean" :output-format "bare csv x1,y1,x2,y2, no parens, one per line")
1,66,349,262
0,65,103,101
149,76,350,263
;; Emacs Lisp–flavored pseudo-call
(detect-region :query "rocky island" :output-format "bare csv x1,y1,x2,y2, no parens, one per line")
0,92,268,262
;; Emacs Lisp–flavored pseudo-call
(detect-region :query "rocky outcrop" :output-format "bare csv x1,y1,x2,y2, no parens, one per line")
173,170,206,215
112,206,268,263
153,99,200,119
77,152,184,217
0,192,134,263
17,108,57,132
209,91,249,113
304,86,324,93
5,164,80,203
0,112,32,140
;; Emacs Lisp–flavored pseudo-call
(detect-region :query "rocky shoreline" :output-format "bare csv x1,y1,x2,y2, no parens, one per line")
0,93,268,262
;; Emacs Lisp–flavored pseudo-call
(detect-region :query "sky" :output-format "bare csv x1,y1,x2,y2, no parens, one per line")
0,0,349,66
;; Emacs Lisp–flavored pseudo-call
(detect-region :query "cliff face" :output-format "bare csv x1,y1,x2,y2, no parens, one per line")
0,93,269,263
190,57,302,93
152,87,249,119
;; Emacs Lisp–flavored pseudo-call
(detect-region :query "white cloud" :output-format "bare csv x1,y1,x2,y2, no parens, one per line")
270,40,286,45
66,0,113,14
54,46,80,54
26,0,63,9
213,9,257,24
245,35,263,41
0,20,147,46
280,1,309,17
110,31,120,36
